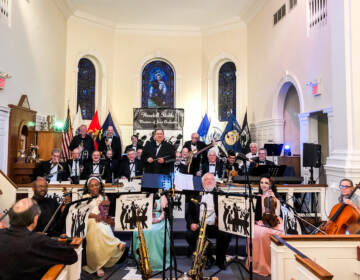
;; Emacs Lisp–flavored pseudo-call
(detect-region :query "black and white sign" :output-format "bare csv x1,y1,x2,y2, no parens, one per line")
66,201,91,238
218,195,254,237
133,108,184,130
173,194,185,218
115,194,153,231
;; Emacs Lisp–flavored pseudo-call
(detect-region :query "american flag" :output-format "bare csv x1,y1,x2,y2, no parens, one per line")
60,108,73,161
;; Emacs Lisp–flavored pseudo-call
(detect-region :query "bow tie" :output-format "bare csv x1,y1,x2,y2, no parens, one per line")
129,161,135,164
209,164,216,166
93,163,99,166
74,159,79,162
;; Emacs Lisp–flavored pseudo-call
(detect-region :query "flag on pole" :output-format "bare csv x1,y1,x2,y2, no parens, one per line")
97,112,120,144
60,108,73,161
220,113,242,153
72,105,84,135
239,111,251,153
197,114,210,142
87,111,101,150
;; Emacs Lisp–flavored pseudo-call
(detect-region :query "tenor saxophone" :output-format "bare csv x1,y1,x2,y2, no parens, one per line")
189,199,209,280
136,208,152,280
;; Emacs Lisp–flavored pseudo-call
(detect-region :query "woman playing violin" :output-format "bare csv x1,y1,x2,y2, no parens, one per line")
246,175,283,276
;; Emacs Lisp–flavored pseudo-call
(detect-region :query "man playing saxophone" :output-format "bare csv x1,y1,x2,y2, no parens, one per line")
185,173,231,270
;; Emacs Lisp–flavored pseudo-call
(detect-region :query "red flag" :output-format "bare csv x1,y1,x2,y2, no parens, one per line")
87,111,101,150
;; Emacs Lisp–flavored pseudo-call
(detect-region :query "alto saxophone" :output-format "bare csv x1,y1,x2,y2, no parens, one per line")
189,199,209,280
136,208,152,280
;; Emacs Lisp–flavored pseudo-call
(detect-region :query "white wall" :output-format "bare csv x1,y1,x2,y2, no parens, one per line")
64,17,248,147
283,86,300,155
247,0,332,124
0,0,67,119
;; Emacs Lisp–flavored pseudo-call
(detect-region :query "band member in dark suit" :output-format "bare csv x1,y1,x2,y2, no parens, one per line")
124,135,143,153
251,148,275,166
82,151,111,182
185,173,231,270
183,132,207,171
0,198,77,280
142,129,175,175
224,150,240,180
104,149,120,181
32,177,66,236
98,125,122,160
198,149,224,178
66,148,83,184
69,124,95,161
34,149,68,182
174,147,198,175
119,149,143,180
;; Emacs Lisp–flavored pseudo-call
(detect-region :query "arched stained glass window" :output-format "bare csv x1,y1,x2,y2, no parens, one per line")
218,62,236,121
77,58,96,120
142,60,175,108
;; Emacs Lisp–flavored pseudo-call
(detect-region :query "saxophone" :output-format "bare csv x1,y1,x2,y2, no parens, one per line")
189,199,209,280
136,208,152,280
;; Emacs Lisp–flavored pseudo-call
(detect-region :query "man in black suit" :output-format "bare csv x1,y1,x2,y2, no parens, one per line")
34,149,68,182
98,125,122,160
185,173,231,270
69,124,94,161
224,150,240,179
82,150,111,182
198,149,224,179
66,148,83,184
251,148,275,166
119,149,143,180
104,149,120,181
32,177,66,236
183,132,207,171
124,135,143,153
174,147,198,175
142,129,175,175
0,198,77,280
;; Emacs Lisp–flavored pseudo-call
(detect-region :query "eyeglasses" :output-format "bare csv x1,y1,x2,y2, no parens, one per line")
339,185,352,189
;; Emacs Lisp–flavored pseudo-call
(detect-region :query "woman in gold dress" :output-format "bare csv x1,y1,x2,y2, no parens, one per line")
82,177,126,277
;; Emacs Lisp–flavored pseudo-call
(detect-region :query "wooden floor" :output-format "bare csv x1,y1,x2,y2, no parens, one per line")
80,256,270,280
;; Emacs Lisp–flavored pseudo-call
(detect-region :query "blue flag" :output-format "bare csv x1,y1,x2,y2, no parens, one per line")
97,112,120,143
220,113,242,152
197,114,210,141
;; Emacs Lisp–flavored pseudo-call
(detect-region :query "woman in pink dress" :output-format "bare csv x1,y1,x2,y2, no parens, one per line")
246,176,283,276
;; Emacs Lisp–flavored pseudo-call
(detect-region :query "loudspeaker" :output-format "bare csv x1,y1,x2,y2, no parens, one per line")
303,143,321,167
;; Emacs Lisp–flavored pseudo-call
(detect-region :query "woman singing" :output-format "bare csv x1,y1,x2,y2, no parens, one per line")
82,177,126,277
246,175,283,276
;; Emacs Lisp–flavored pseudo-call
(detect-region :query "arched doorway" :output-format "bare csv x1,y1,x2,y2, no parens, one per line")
283,83,300,156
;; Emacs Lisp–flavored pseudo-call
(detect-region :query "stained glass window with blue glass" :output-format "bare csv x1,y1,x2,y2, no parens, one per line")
77,58,96,120
142,60,175,108
218,62,236,121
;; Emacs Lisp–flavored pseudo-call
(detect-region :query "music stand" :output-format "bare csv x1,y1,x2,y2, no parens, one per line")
209,156,255,280
142,174,183,280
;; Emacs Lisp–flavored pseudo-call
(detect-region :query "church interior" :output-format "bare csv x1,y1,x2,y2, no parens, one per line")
0,0,360,279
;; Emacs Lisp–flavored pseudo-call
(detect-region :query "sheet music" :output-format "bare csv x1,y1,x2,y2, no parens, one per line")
174,173,194,191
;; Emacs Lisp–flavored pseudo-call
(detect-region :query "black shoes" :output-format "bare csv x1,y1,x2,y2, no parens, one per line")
215,260,226,270
205,256,215,270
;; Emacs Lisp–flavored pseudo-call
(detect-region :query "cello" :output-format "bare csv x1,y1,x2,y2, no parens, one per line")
319,185,360,234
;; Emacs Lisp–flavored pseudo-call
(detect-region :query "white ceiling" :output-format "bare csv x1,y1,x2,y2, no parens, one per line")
62,0,265,29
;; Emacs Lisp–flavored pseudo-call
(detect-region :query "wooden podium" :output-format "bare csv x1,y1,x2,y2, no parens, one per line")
13,162,36,184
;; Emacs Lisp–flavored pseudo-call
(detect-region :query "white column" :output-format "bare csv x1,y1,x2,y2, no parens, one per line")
0,106,10,174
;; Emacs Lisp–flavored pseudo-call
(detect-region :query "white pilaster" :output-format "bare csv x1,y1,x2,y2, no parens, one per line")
0,106,10,174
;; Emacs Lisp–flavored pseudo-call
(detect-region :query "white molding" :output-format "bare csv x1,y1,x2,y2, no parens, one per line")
251,119,284,149
273,72,305,119
0,106,10,175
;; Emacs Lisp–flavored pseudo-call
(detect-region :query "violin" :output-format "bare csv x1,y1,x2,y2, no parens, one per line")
262,195,279,228
319,185,360,235
99,199,114,227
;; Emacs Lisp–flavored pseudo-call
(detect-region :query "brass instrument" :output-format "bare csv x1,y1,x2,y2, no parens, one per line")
189,199,209,280
136,208,152,279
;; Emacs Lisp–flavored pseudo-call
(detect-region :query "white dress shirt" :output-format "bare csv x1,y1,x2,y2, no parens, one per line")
200,193,216,226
